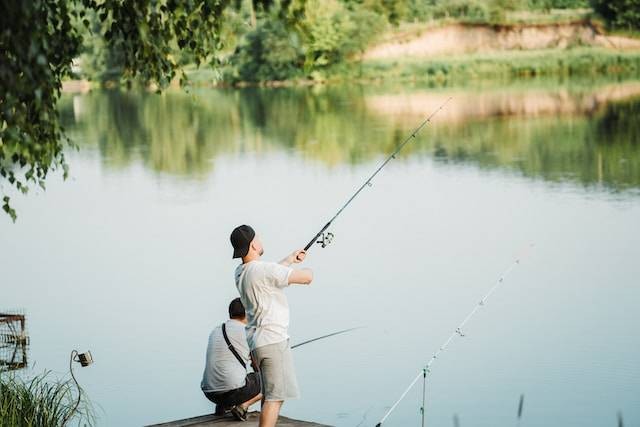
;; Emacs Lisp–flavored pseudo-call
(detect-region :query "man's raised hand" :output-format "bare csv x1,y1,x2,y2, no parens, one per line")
293,249,306,263
279,249,307,266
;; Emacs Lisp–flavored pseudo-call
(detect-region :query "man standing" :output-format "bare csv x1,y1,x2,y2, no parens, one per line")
201,298,262,421
230,225,313,427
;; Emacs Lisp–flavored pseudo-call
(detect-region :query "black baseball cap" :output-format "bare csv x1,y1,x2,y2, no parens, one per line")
230,225,255,259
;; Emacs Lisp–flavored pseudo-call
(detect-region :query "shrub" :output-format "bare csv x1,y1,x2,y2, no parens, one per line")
230,19,304,82
430,0,491,22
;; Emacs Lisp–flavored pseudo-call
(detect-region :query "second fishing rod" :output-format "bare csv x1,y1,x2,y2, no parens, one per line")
300,97,452,254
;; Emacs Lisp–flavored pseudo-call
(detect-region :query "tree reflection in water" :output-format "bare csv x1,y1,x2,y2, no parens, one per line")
59,83,640,192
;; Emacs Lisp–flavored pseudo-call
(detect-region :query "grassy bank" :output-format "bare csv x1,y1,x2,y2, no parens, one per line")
328,47,640,84
179,47,640,87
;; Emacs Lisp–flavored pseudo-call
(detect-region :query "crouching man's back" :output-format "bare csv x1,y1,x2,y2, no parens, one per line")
201,298,262,420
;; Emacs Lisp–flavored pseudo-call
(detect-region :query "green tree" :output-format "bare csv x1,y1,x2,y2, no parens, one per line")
230,17,304,82
0,0,279,221
298,0,385,75
299,0,354,71
591,0,640,31
229,0,384,81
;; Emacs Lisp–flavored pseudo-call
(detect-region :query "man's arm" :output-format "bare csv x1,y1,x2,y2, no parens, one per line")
288,268,313,285
279,249,306,266
279,249,313,285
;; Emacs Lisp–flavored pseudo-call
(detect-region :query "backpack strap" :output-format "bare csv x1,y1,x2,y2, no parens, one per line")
222,322,246,369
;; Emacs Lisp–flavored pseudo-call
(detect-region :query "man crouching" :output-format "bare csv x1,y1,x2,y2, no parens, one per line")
230,225,313,427
201,298,262,421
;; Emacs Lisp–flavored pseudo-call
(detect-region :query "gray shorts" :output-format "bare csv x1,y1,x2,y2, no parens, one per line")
252,339,300,401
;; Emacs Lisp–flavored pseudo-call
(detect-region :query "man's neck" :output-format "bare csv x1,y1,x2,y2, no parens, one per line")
242,253,260,264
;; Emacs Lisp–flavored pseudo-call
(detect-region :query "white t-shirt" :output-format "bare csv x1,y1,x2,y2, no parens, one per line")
235,260,293,350
200,319,250,393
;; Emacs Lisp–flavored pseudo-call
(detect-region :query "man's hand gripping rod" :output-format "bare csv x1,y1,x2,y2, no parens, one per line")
302,97,452,253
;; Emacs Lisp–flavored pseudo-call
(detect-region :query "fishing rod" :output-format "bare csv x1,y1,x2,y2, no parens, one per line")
291,327,363,349
302,97,452,252
375,244,534,427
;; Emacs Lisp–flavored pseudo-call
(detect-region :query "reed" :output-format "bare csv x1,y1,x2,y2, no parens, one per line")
517,394,524,419
0,371,94,427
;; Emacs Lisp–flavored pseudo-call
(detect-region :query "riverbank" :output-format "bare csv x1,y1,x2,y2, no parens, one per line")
175,47,640,87
363,20,640,60
232,18,640,86
63,17,640,91
350,47,640,84
63,48,640,93
337,18,640,84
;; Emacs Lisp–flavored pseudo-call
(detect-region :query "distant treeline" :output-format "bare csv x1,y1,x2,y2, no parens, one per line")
76,0,640,85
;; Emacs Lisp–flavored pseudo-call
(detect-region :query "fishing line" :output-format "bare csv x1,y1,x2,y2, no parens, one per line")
301,97,452,253
375,244,535,427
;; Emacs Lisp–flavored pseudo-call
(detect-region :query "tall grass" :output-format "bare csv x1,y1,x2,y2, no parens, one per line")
353,48,640,84
0,372,94,427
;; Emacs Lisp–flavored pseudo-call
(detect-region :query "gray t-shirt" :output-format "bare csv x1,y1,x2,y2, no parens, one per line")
201,319,250,393
235,260,293,350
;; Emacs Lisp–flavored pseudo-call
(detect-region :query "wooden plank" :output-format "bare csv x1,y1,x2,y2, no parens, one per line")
0,314,25,324
146,412,330,427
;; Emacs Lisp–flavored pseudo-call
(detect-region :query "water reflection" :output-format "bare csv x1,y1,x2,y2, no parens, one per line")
60,82,640,191
0,312,29,372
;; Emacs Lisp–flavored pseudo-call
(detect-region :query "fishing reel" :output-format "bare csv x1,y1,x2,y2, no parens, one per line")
316,232,334,248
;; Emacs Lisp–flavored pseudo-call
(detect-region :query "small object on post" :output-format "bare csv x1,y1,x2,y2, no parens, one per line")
75,350,93,367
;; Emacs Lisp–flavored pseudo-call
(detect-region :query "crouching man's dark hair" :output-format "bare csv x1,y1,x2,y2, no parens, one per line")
229,298,245,319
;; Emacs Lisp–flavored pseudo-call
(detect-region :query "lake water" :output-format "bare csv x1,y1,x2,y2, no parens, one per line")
2,79,640,427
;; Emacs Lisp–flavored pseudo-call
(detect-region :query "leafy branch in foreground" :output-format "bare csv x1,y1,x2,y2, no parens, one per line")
0,0,280,221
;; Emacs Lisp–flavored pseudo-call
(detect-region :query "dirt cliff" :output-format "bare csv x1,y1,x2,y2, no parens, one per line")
364,21,640,60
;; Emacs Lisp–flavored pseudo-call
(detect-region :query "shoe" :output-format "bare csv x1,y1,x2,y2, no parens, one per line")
230,405,248,421
214,404,225,416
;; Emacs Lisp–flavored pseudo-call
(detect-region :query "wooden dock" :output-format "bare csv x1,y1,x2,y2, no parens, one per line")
146,412,330,427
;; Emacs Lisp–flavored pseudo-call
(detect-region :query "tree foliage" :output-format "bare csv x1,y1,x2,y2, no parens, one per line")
229,0,386,82
230,17,304,81
591,0,640,31
0,0,268,221
0,1,82,220
2,0,637,221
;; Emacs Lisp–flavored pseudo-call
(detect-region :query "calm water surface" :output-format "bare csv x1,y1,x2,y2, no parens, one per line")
2,80,640,426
